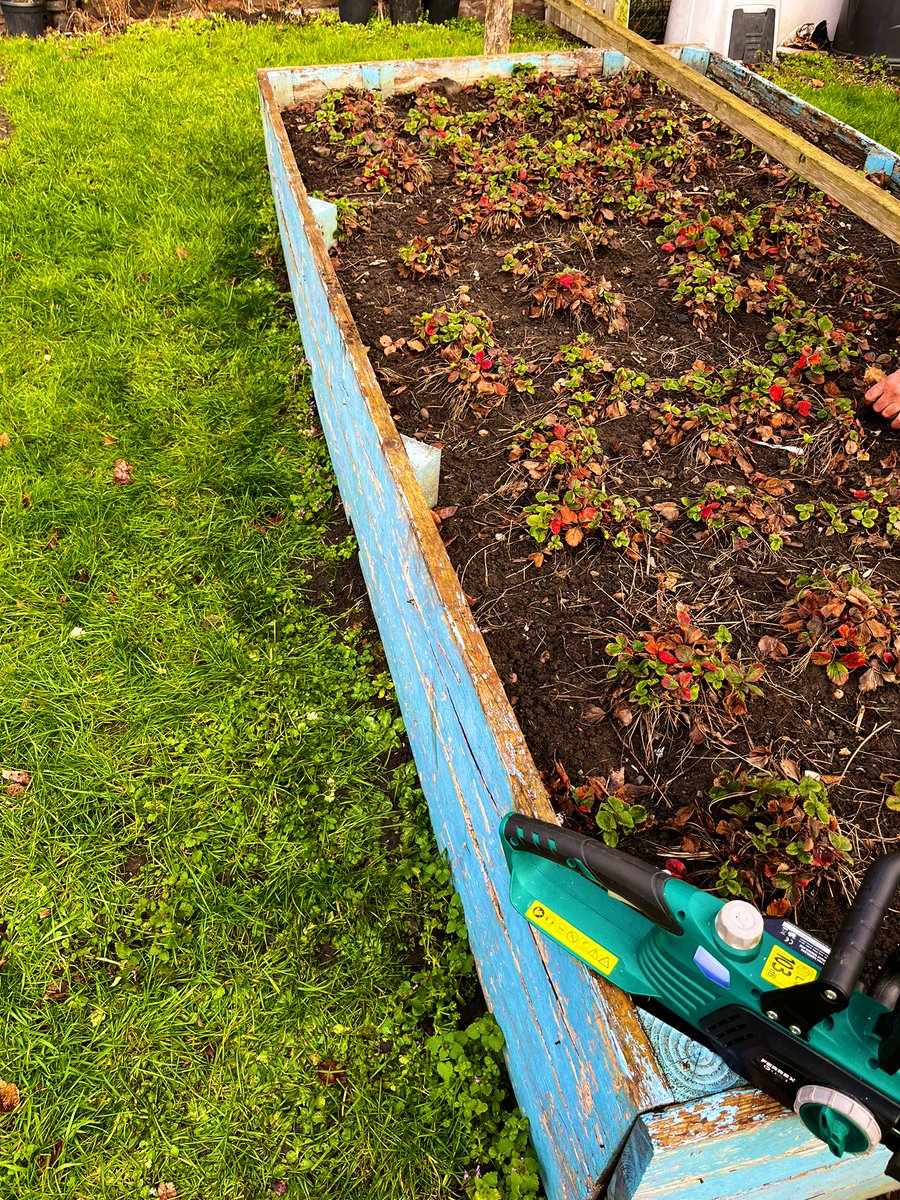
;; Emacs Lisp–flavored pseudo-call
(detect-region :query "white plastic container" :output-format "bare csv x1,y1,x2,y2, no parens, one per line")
665,0,779,60
778,0,845,45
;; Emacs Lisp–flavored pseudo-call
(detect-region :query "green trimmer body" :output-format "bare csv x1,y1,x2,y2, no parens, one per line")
501,812,900,1178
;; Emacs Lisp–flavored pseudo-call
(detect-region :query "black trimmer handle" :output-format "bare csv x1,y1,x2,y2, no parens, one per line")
762,852,900,1035
500,813,682,935
824,853,900,1000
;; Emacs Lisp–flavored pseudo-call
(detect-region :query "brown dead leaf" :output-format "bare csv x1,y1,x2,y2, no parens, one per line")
779,758,801,782
652,501,681,521
583,704,605,724
0,433,10,451
112,460,133,486
175,247,188,260
668,804,695,829
44,980,69,1003
747,746,770,769
0,1081,20,1113
807,78,825,88
2,769,30,787
765,898,792,917
432,506,459,521
864,366,886,386
858,664,882,693
271,1182,287,1197
407,338,425,353
564,526,584,547
757,635,789,660
680,835,700,853
529,552,544,569
102,434,117,446
612,702,633,727
687,721,705,746
158,1185,179,1200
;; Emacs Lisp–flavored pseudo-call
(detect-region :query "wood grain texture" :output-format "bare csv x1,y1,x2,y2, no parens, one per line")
636,1013,740,1103
483,0,514,54
609,1088,892,1200
544,0,900,246
258,64,676,1200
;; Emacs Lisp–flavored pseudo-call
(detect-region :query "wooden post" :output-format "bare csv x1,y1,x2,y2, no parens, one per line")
483,0,514,55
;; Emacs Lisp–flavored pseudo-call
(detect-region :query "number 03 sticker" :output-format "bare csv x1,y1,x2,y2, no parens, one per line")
761,945,819,989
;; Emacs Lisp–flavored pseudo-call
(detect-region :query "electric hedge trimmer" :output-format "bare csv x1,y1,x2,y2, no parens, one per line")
500,812,900,1179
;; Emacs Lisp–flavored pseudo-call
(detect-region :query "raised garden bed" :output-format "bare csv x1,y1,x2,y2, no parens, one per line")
260,47,900,1200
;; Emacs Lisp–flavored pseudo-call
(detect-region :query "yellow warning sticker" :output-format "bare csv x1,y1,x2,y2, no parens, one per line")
761,944,819,989
525,900,619,977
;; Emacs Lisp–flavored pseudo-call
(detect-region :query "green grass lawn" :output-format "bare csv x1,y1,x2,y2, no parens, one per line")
0,15,568,1199
760,52,900,154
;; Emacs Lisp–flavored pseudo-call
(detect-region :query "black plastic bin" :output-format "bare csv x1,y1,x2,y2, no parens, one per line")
834,0,900,62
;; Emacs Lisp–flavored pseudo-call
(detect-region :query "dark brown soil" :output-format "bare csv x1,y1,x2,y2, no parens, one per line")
283,68,900,957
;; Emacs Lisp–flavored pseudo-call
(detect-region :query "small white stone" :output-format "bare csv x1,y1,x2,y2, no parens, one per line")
69,626,85,639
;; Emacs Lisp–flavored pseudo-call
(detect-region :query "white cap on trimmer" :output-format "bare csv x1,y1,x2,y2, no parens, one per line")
715,900,764,951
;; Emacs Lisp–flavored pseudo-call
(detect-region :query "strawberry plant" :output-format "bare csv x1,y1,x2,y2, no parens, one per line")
709,771,850,911
524,482,649,556
766,306,862,382
304,88,391,143
666,257,742,330
530,271,628,334
780,570,900,690
594,795,648,847
499,241,553,281
566,771,653,848
411,305,494,349
606,612,764,718
510,415,605,482
397,237,456,281
681,480,796,547
354,132,433,194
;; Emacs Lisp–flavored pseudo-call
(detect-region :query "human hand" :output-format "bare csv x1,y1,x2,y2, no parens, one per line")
864,368,900,430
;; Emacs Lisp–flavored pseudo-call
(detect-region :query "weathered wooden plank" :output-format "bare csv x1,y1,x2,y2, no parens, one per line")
707,55,900,199
258,69,679,1200
609,1089,892,1200
544,0,900,246
263,50,608,108
545,0,614,46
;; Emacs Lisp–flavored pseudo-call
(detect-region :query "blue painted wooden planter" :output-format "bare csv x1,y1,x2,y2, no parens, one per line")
259,49,897,1200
